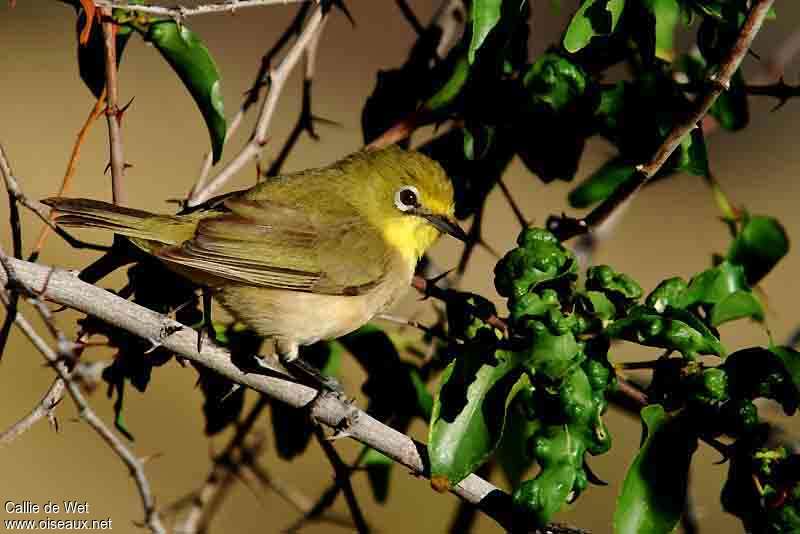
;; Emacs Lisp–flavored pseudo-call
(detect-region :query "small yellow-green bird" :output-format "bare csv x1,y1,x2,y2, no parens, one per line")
44,146,465,387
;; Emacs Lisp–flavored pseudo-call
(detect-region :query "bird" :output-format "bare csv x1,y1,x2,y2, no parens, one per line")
43,145,466,389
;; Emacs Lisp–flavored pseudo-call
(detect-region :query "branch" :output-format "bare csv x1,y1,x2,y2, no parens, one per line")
550,0,776,241
31,91,107,259
0,275,165,533
0,254,584,533
0,377,64,446
100,8,126,205
190,3,313,197
174,396,269,533
188,6,328,206
94,0,310,19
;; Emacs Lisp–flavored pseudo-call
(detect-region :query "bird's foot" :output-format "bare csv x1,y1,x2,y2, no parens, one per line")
280,354,344,394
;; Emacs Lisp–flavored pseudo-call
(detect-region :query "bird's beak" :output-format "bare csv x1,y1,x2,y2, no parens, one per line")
420,212,469,242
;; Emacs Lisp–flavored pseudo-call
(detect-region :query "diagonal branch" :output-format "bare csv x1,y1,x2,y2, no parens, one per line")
0,274,165,534
188,6,328,206
100,8,127,206
94,0,310,20
550,0,777,242
0,253,588,534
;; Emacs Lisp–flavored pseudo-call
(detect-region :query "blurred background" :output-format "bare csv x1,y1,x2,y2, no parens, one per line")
1,1,799,532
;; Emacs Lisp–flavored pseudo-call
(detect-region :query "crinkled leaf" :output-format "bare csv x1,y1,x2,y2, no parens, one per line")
145,20,226,163
564,0,626,53
614,405,697,534
469,0,503,63
569,157,635,208
709,290,764,326
429,346,528,490
727,215,789,285
606,305,723,358
521,53,587,113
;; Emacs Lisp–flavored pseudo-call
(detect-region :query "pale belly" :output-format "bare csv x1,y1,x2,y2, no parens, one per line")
214,274,411,347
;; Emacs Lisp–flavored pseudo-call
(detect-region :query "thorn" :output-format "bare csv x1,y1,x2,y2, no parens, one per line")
220,383,241,403
116,96,135,123
139,452,163,466
143,338,162,354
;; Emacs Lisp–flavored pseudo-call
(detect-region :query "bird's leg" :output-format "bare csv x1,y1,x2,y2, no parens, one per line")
197,287,214,353
276,339,343,393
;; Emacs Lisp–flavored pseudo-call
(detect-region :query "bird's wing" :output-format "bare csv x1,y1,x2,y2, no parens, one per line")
154,197,389,295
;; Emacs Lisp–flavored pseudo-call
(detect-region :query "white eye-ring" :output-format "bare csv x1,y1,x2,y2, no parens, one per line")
394,185,420,212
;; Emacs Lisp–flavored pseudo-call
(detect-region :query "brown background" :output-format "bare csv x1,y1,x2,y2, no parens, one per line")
1,2,799,533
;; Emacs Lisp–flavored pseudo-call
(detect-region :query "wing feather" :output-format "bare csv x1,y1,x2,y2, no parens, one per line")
153,197,389,295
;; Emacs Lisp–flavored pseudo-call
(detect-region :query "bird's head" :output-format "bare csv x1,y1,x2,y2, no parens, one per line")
340,146,467,262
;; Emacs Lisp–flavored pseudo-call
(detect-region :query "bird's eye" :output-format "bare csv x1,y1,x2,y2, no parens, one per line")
394,186,420,212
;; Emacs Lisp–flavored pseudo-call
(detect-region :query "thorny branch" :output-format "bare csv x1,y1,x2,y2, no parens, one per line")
549,0,777,242
94,0,310,20
188,5,328,206
190,2,313,195
0,253,595,534
100,8,127,206
0,259,166,534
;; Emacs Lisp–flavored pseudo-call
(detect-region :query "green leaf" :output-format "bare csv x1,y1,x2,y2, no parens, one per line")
495,397,539,487
614,405,697,534
362,447,393,503
710,69,749,130
727,215,789,285
568,157,635,208
425,53,470,112
429,345,528,490
709,290,764,326
769,346,800,399
675,127,709,176
642,0,679,60
563,0,626,53
145,20,226,163
606,305,724,358
521,53,587,113
679,261,748,308
469,0,503,63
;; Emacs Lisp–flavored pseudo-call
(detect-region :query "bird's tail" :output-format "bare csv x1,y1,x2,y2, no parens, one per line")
42,197,197,245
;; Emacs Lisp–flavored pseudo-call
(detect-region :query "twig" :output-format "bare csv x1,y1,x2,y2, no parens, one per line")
0,145,108,255
496,178,527,228
0,264,165,534
32,91,107,258
100,8,126,205
550,0,776,242
285,445,371,533
190,3,313,197
313,426,370,534
0,377,64,445
0,254,576,533
94,0,309,19
188,6,328,206
264,17,332,177
174,396,269,534
448,462,493,533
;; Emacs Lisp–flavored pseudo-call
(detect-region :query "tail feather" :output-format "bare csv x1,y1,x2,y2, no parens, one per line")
42,197,197,245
